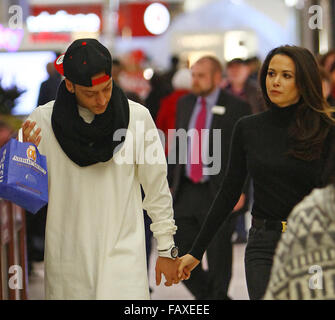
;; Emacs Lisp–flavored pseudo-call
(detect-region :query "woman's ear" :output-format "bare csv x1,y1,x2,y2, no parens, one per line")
65,79,75,94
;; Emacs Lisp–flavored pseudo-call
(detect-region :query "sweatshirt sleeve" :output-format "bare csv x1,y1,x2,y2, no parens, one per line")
189,117,248,260
136,107,177,252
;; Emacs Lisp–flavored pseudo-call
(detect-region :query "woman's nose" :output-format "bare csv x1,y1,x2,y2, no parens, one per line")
273,76,281,87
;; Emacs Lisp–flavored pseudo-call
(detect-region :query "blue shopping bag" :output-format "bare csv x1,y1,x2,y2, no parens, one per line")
0,136,48,213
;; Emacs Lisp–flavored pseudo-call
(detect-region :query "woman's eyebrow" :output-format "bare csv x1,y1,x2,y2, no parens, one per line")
268,67,294,73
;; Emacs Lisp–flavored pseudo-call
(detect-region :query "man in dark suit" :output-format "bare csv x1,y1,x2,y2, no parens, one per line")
168,56,251,299
37,62,62,106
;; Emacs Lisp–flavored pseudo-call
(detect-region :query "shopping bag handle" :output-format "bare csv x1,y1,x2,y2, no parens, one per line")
18,128,23,143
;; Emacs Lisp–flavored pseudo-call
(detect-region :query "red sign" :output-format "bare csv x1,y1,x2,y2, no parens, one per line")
30,32,71,43
118,2,168,37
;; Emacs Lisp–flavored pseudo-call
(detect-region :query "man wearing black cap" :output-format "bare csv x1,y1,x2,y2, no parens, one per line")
20,38,181,299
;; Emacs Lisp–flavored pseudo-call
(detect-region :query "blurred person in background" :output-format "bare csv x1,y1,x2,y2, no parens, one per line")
111,58,123,87
319,49,335,73
169,55,251,299
0,120,13,146
329,62,335,101
156,68,192,155
178,45,335,300
224,58,266,114
319,67,335,106
145,72,172,122
118,50,150,100
162,55,180,93
37,62,62,107
245,56,262,82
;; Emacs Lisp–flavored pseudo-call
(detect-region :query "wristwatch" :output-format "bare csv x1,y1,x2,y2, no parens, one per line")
158,245,179,259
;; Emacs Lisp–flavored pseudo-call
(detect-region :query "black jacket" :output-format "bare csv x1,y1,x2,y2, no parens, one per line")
168,89,251,202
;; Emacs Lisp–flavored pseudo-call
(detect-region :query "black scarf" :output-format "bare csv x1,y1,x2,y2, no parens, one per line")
51,80,129,167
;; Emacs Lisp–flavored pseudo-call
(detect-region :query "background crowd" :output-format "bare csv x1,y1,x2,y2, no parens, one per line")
1,45,335,300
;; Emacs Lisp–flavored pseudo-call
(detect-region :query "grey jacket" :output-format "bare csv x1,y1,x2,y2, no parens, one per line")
264,184,335,300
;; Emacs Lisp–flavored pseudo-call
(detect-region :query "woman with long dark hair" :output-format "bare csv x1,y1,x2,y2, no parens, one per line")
177,45,335,300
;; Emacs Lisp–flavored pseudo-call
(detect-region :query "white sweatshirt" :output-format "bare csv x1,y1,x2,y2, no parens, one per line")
28,99,177,299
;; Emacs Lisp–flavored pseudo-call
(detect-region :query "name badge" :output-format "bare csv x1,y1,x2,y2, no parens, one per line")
211,105,226,115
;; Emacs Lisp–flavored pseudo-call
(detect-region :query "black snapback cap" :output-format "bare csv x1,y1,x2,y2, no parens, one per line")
54,38,112,87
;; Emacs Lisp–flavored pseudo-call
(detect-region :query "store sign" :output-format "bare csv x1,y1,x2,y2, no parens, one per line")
0,24,24,52
30,32,71,43
27,10,101,33
176,34,222,49
143,3,170,35
118,2,169,37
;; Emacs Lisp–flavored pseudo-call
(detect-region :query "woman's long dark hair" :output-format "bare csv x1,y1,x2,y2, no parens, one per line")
259,45,335,161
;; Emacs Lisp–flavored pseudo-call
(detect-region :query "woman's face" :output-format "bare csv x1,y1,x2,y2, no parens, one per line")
266,54,300,107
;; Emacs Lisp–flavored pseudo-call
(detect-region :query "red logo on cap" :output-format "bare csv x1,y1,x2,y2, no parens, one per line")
54,53,65,75
82,42,87,46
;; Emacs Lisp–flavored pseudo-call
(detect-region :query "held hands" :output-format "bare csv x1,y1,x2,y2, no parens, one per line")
155,257,190,287
20,120,42,147
155,254,201,287
177,254,200,280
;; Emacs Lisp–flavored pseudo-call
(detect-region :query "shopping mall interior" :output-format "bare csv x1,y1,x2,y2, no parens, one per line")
1,0,335,302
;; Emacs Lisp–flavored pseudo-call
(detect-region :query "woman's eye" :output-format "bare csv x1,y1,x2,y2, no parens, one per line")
284,73,292,79
267,71,275,77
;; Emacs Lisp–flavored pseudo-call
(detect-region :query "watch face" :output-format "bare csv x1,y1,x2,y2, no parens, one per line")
171,246,178,258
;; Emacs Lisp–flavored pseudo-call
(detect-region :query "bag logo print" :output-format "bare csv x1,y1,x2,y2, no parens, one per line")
27,145,37,162
11,144,47,175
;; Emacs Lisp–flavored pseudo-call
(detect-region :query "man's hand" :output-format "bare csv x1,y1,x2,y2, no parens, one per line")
21,120,42,146
155,257,182,287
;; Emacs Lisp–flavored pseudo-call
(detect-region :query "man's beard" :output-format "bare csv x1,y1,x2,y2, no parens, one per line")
192,84,215,97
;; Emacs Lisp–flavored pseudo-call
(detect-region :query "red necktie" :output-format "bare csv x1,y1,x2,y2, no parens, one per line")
190,97,207,183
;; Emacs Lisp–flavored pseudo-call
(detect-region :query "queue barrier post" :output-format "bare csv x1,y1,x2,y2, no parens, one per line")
0,199,28,300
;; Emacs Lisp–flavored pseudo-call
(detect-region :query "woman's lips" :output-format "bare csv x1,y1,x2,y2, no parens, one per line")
270,90,282,94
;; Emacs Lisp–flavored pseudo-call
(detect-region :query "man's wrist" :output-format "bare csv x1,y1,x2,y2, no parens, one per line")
158,245,179,259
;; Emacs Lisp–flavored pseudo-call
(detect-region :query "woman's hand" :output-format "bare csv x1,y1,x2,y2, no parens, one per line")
233,193,245,212
21,120,42,146
177,254,200,280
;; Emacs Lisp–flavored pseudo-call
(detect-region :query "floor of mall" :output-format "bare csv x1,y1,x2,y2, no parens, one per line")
27,242,248,300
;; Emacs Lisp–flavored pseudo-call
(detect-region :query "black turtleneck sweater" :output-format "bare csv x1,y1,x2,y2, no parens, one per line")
190,102,333,260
